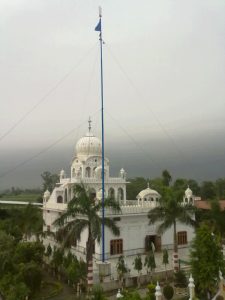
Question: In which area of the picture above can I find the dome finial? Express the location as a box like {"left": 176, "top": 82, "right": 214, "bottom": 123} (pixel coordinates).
{"left": 88, "top": 116, "right": 92, "bottom": 132}
{"left": 147, "top": 182, "right": 150, "bottom": 188}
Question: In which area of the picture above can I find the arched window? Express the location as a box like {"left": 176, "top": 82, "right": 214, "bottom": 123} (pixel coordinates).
{"left": 85, "top": 167, "right": 91, "bottom": 178}
{"left": 57, "top": 195, "right": 63, "bottom": 203}
{"left": 117, "top": 188, "right": 124, "bottom": 201}
{"left": 108, "top": 188, "right": 115, "bottom": 200}
{"left": 72, "top": 168, "right": 75, "bottom": 177}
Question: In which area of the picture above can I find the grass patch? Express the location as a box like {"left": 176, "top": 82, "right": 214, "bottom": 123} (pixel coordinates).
{"left": 2, "top": 193, "right": 41, "bottom": 202}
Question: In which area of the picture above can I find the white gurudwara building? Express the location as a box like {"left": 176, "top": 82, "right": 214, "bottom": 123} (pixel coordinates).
{"left": 43, "top": 123, "right": 195, "bottom": 263}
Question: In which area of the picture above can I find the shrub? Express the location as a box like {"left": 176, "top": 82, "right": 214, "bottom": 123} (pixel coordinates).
{"left": 147, "top": 283, "right": 156, "bottom": 294}
{"left": 163, "top": 285, "right": 174, "bottom": 300}
{"left": 145, "top": 283, "right": 156, "bottom": 300}
{"left": 91, "top": 285, "right": 107, "bottom": 300}
{"left": 216, "top": 296, "right": 224, "bottom": 300}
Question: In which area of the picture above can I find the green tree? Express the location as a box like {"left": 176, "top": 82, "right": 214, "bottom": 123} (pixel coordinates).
{"left": 162, "top": 249, "right": 169, "bottom": 281}
{"left": 41, "top": 171, "right": 59, "bottom": 193}
{"left": 144, "top": 250, "right": 156, "bottom": 282}
{"left": 148, "top": 187, "right": 196, "bottom": 272}
{"left": 162, "top": 170, "right": 172, "bottom": 187}
{"left": 190, "top": 223, "right": 225, "bottom": 299}
{"left": 195, "top": 199, "right": 225, "bottom": 238}
{"left": 173, "top": 178, "right": 187, "bottom": 191}
{"left": 116, "top": 255, "right": 128, "bottom": 288}
{"left": 51, "top": 247, "right": 64, "bottom": 277}
{"left": 127, "top": 177, "right": 149, "bottom": 200}
{"left": 187, "top": 179, "right": 200, "bottom": 195}
{"left": 13, "top": 242, "right": 44, "bottom": 265}
{"left": 17, "top": 203, "right": 43, "bottom": 241}
{"left": 215, "top": 178, "right": 225, "bottom": 199}
{"left": 200, "top": 181, "right": 216, "bottom": 200}
{"left": 0, "top": 231, "right": 15, "bottom": 276}
{"left": 53, "top": 183, "right": 121, "bottom": 289}
{"left": 20, "top": 261, "right": 42, "bottom": 294}
{"left": 133, "top": 254, "right": 143, "bottom": 287}
{"left": 63, "top": 253, "right": 86, "bottom": 288}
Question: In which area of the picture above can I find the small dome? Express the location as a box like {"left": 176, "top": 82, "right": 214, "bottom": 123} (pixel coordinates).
{"left": 120, "top": 168, "right": 125, "bottom": 173}
{"left": 137, "top": 187, "right": 160, "bottom": 199}
{"left": 185, "top": 187, "right": 193, "bottom": 197}
{"left": 43, "top": 190, "right": 50, "bottom": 199}
{"left": 76, "top": 131, "right": 101, "bottom": 159}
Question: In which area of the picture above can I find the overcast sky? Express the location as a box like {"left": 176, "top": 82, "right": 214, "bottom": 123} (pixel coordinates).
{"left": 0, "top": 0, "right": 225, "bottom": 190}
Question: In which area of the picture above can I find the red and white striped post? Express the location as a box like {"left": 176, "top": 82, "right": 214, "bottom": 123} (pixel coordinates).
{"left": 87, "top": 260, "right": 93, "bottom": 289}
{"left": 173, "top": 252, "right": 179, "bottom": 272}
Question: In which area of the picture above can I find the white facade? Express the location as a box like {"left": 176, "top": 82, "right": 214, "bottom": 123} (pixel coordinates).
{"left": 43, "top": 126, "right": 195, "bottom": 261}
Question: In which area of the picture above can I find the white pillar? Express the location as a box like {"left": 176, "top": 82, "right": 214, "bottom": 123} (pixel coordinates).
{"left": 155, "top": 281, "right": 162, "bottom": 300}
{"left": 188, "top": 274, "right": 195, "bottom": 300}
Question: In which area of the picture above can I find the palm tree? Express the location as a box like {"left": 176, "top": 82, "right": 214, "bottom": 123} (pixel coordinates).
{"left": 53, "top": 183, "right": 121, "bottom": 289}
{"left": 148, "top": 188, "right": 196, "bottom": 272}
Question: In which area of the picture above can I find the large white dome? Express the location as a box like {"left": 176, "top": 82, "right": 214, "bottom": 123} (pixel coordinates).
{"left": 76, "top": 132, "right": 102, "bottom": 158}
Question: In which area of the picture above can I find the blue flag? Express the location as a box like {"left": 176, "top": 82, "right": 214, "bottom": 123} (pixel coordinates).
{"left": 95, "top": 19, "right": 101, "bottom": 32}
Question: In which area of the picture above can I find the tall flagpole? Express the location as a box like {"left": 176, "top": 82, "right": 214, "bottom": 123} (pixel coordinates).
{"left": 96, "top": 6, "right": 105, "bottom": 263}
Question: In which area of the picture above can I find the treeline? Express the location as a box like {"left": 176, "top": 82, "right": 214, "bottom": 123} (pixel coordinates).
{"left": 0, "top": 187, "right": 42, "bottom": 196}
{"left": 0, "top": 205, "right": 44, "bottom": 299}
{"left": 126, "top": 171, "right": 225, "bottom": 200}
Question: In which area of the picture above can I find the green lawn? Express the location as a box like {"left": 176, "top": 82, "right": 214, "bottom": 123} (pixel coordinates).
{"left": 1, "top": 193, "right": 42, "bottom": 203}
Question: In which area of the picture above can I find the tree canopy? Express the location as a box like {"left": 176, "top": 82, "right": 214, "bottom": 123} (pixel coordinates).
{"left": 190, "top": 223, "right": 225, "bottom": 298}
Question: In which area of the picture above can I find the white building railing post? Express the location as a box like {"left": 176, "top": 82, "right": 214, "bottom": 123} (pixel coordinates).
{"left": 155, "top": 281, "right": 162, "bottom": 300}
{"left": 116, "top": 289, "right": 123, "bottom": 298}
{"left": 188, "top": 274, "right": 195, "bottom": 300}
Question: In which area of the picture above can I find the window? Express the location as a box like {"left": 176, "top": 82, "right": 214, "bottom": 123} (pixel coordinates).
{"left": 108, "top": 188, "right": 115, "bottom": 200}
{"left": 117, "top": 188, "right": 124, "bottom": 201}
{"left": 110, "top": 239, "right": 123, "bottom": 255}
{"left": 86, "top": 167, "right": 91, "bottom": 177}
{"left": 177, "top": 231, "right": 187, "bottom": 245}
{"left": 57, "top": 195, "right": 63, "bottom": 203}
